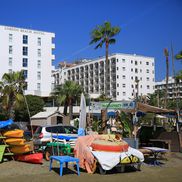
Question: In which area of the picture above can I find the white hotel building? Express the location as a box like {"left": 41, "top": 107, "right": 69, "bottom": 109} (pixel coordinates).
{"left": 54, "top": 53, "right": 155, "bottom": 101}
{"left": 0, "top": 25, "right": 55, "bottom": 97}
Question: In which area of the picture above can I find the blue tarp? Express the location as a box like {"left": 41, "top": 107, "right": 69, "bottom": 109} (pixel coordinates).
{"left": 52, "top": 135, "right": 77, "bottom": 141}
{"left": 0, "top": 119, "right": 13, "bottom": 129}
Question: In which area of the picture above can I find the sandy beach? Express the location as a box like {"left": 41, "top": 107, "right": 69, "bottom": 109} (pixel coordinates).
{"left": 0, "top": 152, "right": 182, "bottom": 182}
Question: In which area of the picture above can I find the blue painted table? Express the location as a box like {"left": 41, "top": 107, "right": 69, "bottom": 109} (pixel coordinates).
{"left": 142, "top": 147, "right": 168, "bottom": 166}
{"left": 49, "top": 156, "right": 80, "bottom": 176}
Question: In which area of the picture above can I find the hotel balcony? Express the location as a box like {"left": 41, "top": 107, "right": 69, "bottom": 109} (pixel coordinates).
{"left": 51, "top": 55, "right": 55, "bottom": 60}
{"left": 52, "top": 43, "right": 55, "bottom": 49}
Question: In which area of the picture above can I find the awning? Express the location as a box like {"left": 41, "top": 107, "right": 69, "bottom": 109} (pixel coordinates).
{"left": 137, "top": 102, "right": 175, "bottom": 114}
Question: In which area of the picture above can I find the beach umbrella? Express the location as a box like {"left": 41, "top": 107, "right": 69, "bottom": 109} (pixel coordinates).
{"left": 79, "top": 93, "right": 87, "bottom": 129}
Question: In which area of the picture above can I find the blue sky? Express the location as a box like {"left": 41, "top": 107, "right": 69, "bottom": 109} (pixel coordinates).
{"left": 0, "top": 0, "right": 181, "bottom": 81}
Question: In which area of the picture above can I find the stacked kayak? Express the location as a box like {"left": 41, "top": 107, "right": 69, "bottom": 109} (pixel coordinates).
{"left": 91, "top": 139, "right": 129, "bottom": 152}
{"left": 15, "top": 153, "right": 43, "bottom": 164}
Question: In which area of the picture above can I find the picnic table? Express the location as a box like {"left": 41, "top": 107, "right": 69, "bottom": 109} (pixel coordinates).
{"left": 142, "top": 147, "right": 168, "bottom": 166}
{"left": 149, "top": 139, "right": 171, "bottom": 151}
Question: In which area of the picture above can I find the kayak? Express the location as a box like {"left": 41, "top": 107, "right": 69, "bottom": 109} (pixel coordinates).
{"left": 10, "top": 144, "right": 31, "bottom": 154}
{"left": 91, "top": 139, "right": 129, "bottom": 152}
{"left": 52, "top": 135, "right": 77, "bottom": 141}
{"left": 5, "top": 138, "right": 25, "bottom": 146}
{"left": 3, "top": 129, "right": 24, "bottom": 138}
{"left": 15, "top": 153, "right": 43, "bottom": 164}
{"left": 0, "top": 119, "right": 13, "bottom": 129}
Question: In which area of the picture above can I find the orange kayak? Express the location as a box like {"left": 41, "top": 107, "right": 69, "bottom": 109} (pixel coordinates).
{"left": 91, "top": 139, "right": 129, "bottom": 152}
{"left": 5, "top": 138, "right": 25, "bottom": 146}
{"left": 10, "top": 144, "right": 31, "bottom": 154}
{"left": 3, "top": 129, "right": 24, "bottom": 138}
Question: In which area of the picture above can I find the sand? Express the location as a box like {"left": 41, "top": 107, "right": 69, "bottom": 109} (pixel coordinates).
{"left": 0, "top": 152, "right": 182, "bottom": 182}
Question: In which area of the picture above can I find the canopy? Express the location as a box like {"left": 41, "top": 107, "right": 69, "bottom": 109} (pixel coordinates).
{"left": 137, "top": 102, "right": 175, "bottom": 114}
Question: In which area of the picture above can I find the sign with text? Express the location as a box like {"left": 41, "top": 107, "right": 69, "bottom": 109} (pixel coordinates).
{"left": 91, "top": 101, "right": 135, "bottom": 111}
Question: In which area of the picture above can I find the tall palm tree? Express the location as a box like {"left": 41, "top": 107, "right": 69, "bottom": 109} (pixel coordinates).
{"left": 175, "top": 50, "right": 182, "bottom": 60}
{"left": 89, "top": 21, "right": 121, "bottom": 96}
{"left": 164, "top": 48, "right": 169, "bottom": 108}
{"left": 0, "top": 71, "right": 26, "bottom": 119}
{"left": 52, "top": 81, "right": 83, "bottom": 120}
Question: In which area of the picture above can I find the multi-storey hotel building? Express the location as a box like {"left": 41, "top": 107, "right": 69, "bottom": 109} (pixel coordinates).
{"left": 54, "top": 53, "right": 155, "bottom": 100}
{"left": 0, "top": 25, "right": 55, "bottom": 97}
{"left": 155, "top": 76, "right": 182, "bottom": 100}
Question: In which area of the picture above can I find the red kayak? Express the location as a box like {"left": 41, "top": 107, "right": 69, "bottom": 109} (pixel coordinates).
{"left": 15, "top": 153, "right": 43, "bottom": 164}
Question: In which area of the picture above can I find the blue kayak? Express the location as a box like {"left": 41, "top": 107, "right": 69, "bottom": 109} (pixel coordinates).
{"left": 52, "top": 135, "right": 77, "bottom": 141}
{"left": 0, "top": 119, "right": 13, "bottom": 129}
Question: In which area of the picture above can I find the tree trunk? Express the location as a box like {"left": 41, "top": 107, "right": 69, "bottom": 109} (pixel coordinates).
{"left": 105, "top": 39, "right": 109, "bottom": 97}
{"left": 164, "top": 49, "right": 169, "bottom": 109}
{"left": 68, "top": 99, "right": 73, "bottom": 121}
{"left": 63, "top": 101, "right": 68, "bottom": 116}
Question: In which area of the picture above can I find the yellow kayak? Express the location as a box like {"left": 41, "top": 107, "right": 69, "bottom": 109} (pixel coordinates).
{"left": 5, "top": 138, "right": 25, "bottom": 146}
{"left": 10, "top": 144, "right": 31, "bottom": 154}
{"left": 3, "top": 129, "right": 24, "bottom": 138}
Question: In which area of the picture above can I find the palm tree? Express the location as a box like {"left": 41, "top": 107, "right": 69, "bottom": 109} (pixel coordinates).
{"left": 0, "top": 71, "right": 26, "bottom": 119}
{"left": 164, "top": 48, "right": 169, "bottom": 108}
{"left": 89, "top": 21, "right": 121, "bottom": 96}
{"left": 52, "top": 81, "right": 83, "bottom": 120}
{"left": 175, "top": 50, "right": 182, "bottom": 60}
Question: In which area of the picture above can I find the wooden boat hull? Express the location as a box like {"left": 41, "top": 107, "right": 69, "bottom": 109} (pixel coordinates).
{"left": 3, "top": 129, "right": 24, "bottom": 138}
{"left": 91, "top": 139, "right": 129, "bottom": 152}
{"left": 15, "top": 153, "right": 43, "bottom": 164}
{"left": 5, "top": 138, "right": 25, "bottom": 146}
{"left": 10, "top": 144, "right": 31, "bottom": 154}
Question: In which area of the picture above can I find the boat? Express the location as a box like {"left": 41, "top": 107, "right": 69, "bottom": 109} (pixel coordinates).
{"left": 15, "top": 153, "right": 43, "bottom": 164}
{"left": 10, "top": 144, "right": 31, "bottom": 154}
{"left": 91, "top": 139, "right": 129, "bottom": 152}
{"left": 5, "top": 138, "right": 25, "bottom": 146}
{"left": 3, "top": 129, "right": 24, "bottom": 138}
{"left": 0, "top": 119, "right": 13, "bottom": 129}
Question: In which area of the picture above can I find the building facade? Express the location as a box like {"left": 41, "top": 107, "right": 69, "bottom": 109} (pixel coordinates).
{"left": 155, "top": 76, "right": 182, "bottom": 100}
{"left": 53, "top": 53, "right": 155, "bottom": 100}
{"left": 0, "top": 25, "right": 55, "bottom": 97}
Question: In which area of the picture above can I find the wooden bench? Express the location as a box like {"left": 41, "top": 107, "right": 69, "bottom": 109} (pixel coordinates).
{"left": 49, "top": 156, "right": 80, "bottom": 176}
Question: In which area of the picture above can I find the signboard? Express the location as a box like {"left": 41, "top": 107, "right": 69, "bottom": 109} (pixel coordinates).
{"left": 91, "top": 101, "right": 135, "bottom": 111}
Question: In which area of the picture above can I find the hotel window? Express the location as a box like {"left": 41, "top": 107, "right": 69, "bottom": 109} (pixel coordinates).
{"left": 131, "top": 60, "right": 133, "bottom": 64}
{"left": 140, "top": 77, "right": 142, "bottom": 81}
{"left": 122, "top": 75, "right": 126, "bottom": 79}
{"left": 23, "top": 70, "right": 28, "bottom": 79}
{"left": 122, "top": 67, "right": 126, "bottom": 71}
{"left": 37, "top": 71, "right": 41, "bottom": 80}
{"left": 131, "top": 68, "right": 133, "bottom": 72}
{"left": 131, "top": 84, "right": 134, "bottom": 88}
{"left": 23, "top": 35, "right": 28, "bottom": 44}
{"left": 135, "top": 61, "right": 138, "bottom": 65}
{"left": 147, "top": 77, "right": 149, "bottom": 81}
{"left": 147, "top": 85, "right": 150, "bottom": 89}
{"left": 122, "top": 84, "right": 126, "bottom": 88}
{"left": 117, "top": 59, "right": 119, "bottom": 62}
{"left": 140, "top": 61, "right": 142, "bottom": 64}
{"left": 117, "top": 67, "right": 119, "bottom": 70}
{"left": 131, "top": 76, "right": 133, "bottom": 80}
{"left": 146, "top": 62, "right": 149, "bottom": 65}
{"left": 24, "top": 82, "right": 28, "bottom": 90}
{"left": 9, "top": 57, "right": 12, "bottom": 66}
{"left": 38, "top": 49, "right": 41, "bottom": 57}
{"left": 9, "top": 46, "right": 13, "bottom": 54}
{"left": 8, "top": 69, "right": 12, "bottom": 73}
{"left": 37, "top": 83, "right": 41, "bottom": 91}
{"left": 140, "top": 69, "right": 142, "bottom": 73}
{"left": 9, "top": 34, "right": 13, "bottom": 42}
{"left": 22, "top": 58, "right": 28, "bottom": 67}
{"left": 117, "top": 75, "right": 119, "bottom": 79}
{"left": 23, "top": 47, "right": 28, "bottom": 56}
{"left": 38, "top": 37, "right": 41, "bottom": 46}
{"left": 135, "top": 68, "right": 138, "bottom": 73}
{"left": 146, "top": 69, "right": 149, "bottom": 73}
{"left": 37, "top": 60, "right": 41, "bottom": 69}
{"left": 117, "top": 83, "right": 119, "bottom": 87}
{"left": 123, "top": 92, "right": 126, "bottom": 96}
{"left": 152, "top": 70, "right": 154, "bottom": 74}
{"left": 117, "top": 92, "right": 119, "bottom": 95}
{"left": 140, "top": 85, "right": 142, "bottom": 88}
{"left": 122, "top": 59, "right": 125, "bottom": 63}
